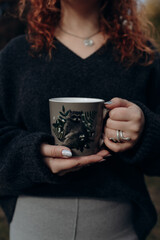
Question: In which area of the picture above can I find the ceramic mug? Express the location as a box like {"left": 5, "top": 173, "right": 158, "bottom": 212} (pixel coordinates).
{"left": 49, "top": 97, "right": 109, "bottom": 156}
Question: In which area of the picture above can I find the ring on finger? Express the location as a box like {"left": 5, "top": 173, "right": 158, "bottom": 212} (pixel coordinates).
{"left": 119, "top": 130, "right": 131, "bottom": 141}
{"left": 109, "top": 137, "right": 118, "bottom": 143}
{"left": 109, "top": 130, "right": 131, "bottom": 143}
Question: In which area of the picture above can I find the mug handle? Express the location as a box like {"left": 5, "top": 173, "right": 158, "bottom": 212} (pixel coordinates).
{"left": 99, "top": 105, "right": 110, "bottom": 148}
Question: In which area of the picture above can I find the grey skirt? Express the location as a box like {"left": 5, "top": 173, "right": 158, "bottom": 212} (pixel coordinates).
{"left": 10, "top": 196, "right": 139, "bottom": 240}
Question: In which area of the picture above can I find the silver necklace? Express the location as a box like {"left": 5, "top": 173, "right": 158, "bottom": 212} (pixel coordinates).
{"left": 58, "top": 26, "right": 100, "bottom": 47}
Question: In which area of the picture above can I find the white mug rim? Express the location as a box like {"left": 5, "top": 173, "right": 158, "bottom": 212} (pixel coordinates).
{"left": 49, "top": 97, "right": 104, "bottom": 103}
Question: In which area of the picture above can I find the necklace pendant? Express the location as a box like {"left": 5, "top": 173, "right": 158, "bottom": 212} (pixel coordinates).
{"left": 84, "top": 39, "right": 94, "bottom": 47}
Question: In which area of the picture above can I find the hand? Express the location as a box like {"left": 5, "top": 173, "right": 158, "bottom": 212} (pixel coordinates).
{"left": 103, "top": 97, "right": 145, "bottom": 153}
{"left": 40, "top": 144, "right": 111, "bottom": 176}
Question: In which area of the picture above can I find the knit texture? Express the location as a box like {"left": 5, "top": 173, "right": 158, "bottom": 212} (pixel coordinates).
{"left": 0, "top": 34, "right": 160, "bottom": 239}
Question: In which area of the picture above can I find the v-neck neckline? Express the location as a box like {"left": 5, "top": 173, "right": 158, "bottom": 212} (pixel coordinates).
{"left": 53, "top": 36, "right": 112, "bottom": 62}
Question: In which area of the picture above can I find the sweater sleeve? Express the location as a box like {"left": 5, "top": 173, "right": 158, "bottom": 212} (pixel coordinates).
{"left": 0, "top": 41, "right": 69, "bottom": 198}
{"left": 0, "top": 121, "right": 61, "bottom": 197}
{"left": 116, "top": 52, "right": 160, "bottom": 176}
{"left": 0, "top": 109, "right": 69, "bottom": 197}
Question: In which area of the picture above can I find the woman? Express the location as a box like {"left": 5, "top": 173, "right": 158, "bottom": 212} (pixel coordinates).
{"left": 0, "top": 0, "right": 160, "bottom": 239}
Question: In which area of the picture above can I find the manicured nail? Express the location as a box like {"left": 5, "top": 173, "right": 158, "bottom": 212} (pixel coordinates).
{"left": 104, "top": 101, "right": 112, "bottom": 104}
{"left": 62, "top": 149, "right": 72, "bottom": 157}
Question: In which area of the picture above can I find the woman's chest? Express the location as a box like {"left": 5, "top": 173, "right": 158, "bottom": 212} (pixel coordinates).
{"left": 19, "top": 58, "right": 149, "bottom": 100}
{"left": 15, "top": 59, "right": 150, "bottom": 131}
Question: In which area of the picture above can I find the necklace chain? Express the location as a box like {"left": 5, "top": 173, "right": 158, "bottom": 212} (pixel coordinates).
{"left": 58, "top": 25, "right": 101, "bottom": 40}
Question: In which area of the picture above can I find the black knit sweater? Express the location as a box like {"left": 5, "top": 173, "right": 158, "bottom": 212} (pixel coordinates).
{"left": 0, "top": 34, "right": 160, "bottom": 239}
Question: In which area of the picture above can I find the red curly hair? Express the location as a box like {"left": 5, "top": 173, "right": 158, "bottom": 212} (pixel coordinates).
{"left": 17, "top": 0, "right": 159, "bottom": 67}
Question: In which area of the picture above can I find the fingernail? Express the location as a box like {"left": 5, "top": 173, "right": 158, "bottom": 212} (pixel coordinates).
{"left": 99, "top": 155, "right": 112, "bottom": 162}
{"left": 62, "top": 150, "right": 72, "bottom": 157}
{"left": 99, "top": 159, "right": 107, "bottom": 162}
{"left": 104, "top": 101, "right": 112, "bottom": 104}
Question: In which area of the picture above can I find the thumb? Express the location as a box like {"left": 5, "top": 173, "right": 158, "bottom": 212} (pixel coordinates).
{"left": 104, "top": 97, "right": 132, "bottom": 109}
{"left": 40, "top": 144, "right": 72, "bottom": 158}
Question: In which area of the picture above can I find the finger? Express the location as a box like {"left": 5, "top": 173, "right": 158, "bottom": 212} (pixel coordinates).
{"left": 103, "top": 136, "right": 132, "bottom": 153}
{"left": 68, "top": 154, "right": 104, "bottom": 168}
{"left": 106, "top": 118, "right": 130, "bottom": 131}
{"left": 109, "top": 107, "right": 133, "bottom": 121}
{"left": 57, "top": 152, "right": 112, "bottom": 176}
{"left": 104, "top": 97, "right": 132, "bottom": 109}
{"left": 45, "top": 153, "right": 103, "bottom": 174}
{"left": 96, "top": 149, "right": 112, "bottom": 157}
{"left": 40, "top": 144, "right": 72, "bottom": 158}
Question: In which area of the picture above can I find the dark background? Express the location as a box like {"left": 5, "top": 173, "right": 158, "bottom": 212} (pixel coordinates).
{"left": 0, "top": 1, "right": 160, "bottom": 240}
{"left": 0, "top": 0, "right": 25, "bottom": 50}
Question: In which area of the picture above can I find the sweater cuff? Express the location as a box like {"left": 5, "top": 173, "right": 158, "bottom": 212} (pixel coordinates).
{"left": 21, "top": 132, "right": 69, "bottom": 184}
{"left": 116, "top": 101, "right": 160, "bottom": 165}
